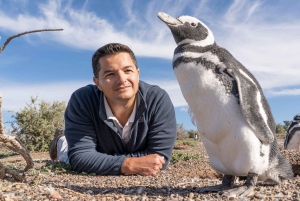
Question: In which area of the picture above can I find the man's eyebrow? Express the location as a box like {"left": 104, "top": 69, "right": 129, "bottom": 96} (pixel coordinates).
{"left": 123, "top": 65, "right": 135, "bottom": 69}
{"left": 103, "top": 69, "right": 114, "bottom": 74}
{"left": 102, "top": 65, "right": 135, "bottom": 74}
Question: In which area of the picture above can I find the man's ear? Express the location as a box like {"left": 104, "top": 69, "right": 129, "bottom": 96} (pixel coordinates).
{"left": 93, "top": 77, "right": 103, "bottom": 91}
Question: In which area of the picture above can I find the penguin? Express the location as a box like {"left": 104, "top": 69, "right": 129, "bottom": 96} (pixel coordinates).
{"left": 284, "top": 114, "right": 300, "bottom": 150}
{"left": 157, "top": 12, "right": 293, "bottom": 197}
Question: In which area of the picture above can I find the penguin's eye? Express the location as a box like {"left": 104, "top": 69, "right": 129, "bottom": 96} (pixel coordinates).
{"left": 191, "top": 23, "right": 196, "bottom": 27}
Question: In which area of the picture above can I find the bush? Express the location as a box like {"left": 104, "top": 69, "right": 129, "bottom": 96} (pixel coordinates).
{"left": 10, "top": 96, "right": 66, "bottom": 152}
{"left": 175, "top": 138, "right": 197, "bottom": 148}
{"left": 276, "top": 124, "right": 286, "bottom": 139}
{"left": 176, "top": 123, "right": 188, "bottom": 140}
{"left": 171, "top": 151, "right": 202, "bottom": 163}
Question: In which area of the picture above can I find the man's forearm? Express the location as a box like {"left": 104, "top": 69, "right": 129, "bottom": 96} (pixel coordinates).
{"left": 68, "top": 150, "right": 127, "bottom": 175}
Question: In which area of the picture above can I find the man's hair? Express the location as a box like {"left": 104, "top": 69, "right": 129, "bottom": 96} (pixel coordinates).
{"left": 92, "top": 43, "right": 138, "bottom": 78}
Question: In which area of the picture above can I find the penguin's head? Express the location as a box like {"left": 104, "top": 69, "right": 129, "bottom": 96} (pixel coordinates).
{"left": 293, "top": 114, "right": 300, "bottom": 122}
{"left": 157, "top": 12, "right": 214, "bottom": 46}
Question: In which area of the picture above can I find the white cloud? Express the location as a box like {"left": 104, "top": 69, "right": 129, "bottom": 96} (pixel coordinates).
{"left": 0, "top": 0, "right": 300, "bottom": 97}
{"left": 145, "top": 80, "right": 187, "bottom": 107}
{"left": 212, "top": 0, "right": 300, "bottom": 93}
{"left": 180, "top": 107, "right": 189, "bottom": 112}
{"left": 0, "top": 0, "right": 176, "bottom": 59}
{"left": 267, "top": 88, "right": 300, "bottom": 97}
{"left": 0, "top": 81, "right": 91, "bottom": 111}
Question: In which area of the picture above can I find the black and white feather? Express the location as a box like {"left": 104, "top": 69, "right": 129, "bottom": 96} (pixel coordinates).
{"left": 158, "top": 12, "right": 293, "bottom": 193}
{"left": 284, "top": 114, "right": 300, "bottom": 150}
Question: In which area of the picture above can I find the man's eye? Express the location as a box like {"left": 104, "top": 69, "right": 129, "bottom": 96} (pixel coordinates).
{"left": 105, "top": 73, "right": 114, "bottom": 77}
{"left": 191, "top": 23, "right": 196, "bottom": 27}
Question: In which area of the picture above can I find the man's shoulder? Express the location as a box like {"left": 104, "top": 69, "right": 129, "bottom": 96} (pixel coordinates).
{"left": 139, "top": 80, "right": 166, "bottom": 95}
{"left": 73, "top": 84, "right": 98, "bottom": 94}
{"left": 139, "top": 80, "right": 170, "bottom": 103}
{"left": 70, "top": 84, "right": 100, "bottom": 102}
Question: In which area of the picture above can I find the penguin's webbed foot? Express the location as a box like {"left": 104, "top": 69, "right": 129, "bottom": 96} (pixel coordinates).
{"left": 198, "top": 174, "right": 235, "bottom": 193}
{"left": 221, "top": 172, "right": 258, "bottom": 198}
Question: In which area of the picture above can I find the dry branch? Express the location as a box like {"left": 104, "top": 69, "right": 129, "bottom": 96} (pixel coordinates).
{"left": 0, "top": 28, "right": 63, "bottom": 181}
{"left": 0, "top": 93, "right": 31, "bottom": 181}
{"left": 0, "top": 28, "right": 63, "bottom": 53}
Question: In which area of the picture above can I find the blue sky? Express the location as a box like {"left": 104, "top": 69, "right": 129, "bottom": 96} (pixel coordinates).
{"left": 0, "top": 0, "right": 300, "bottom": 132}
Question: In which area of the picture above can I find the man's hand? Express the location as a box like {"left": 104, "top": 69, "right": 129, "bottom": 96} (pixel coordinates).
{"left": 121, "top": 154, "right": 165, "bottom": 176}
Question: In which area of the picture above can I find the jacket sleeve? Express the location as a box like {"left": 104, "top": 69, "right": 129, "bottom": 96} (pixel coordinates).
{"left": 65, "top": 90, "right": 126, "bottom": 175}
{"left": 140, "top": 88, "right": 177, "bottom": 169}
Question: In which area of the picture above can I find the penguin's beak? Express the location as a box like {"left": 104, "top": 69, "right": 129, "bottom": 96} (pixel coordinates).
{"left": 157, "top": 12, "right": 182, "bottom": 26}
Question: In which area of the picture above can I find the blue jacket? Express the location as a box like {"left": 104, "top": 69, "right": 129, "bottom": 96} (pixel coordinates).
{"left": 65, "top": 81, "right": 177, "bottom": 175}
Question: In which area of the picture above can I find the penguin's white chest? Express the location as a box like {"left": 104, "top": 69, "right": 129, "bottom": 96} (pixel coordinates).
{"left": 174, "top": 61, "right": 270, "bottom": 176}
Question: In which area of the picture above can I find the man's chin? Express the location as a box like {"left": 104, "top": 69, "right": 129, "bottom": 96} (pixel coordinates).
{"left": 115, "top": 93, "right": 136, "bottom": 101}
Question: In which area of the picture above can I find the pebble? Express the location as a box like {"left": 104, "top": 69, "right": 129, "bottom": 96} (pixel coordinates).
{"left": 0, "top": 139, "right": 299, "bottom": 200}
{"left": 136, "top": 187, "right": 145, "bottom": 195}
{"left": 50, "top": 193, "right": 62, "bottom": 200}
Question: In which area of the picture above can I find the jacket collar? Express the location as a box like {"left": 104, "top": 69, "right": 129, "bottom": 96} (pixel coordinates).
{"left": 98, "top": 88, "right": 147, "bottom": 125}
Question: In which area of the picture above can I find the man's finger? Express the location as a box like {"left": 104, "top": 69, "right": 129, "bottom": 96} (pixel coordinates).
{"left": 159, "top": 156, "right": 165, "bottom": 164}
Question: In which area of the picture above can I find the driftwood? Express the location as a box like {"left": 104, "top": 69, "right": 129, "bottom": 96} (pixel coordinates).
{"left": 0, "top": 28, "right": 63, "bottom": 181}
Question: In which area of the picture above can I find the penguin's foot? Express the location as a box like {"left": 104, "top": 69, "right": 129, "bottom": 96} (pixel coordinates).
{"left": 221, "top": 172, "right": 258, "bottom": 198}
{"left": 198, "top": 175, "right": 235, "bottom": 193}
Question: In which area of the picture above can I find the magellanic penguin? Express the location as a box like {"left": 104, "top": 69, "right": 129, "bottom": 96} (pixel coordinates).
{"left": 157, "top": 12, "right": 293, "bottom": 197}
{"left": 284, "top": 114, "right": 300, "bottom": 150}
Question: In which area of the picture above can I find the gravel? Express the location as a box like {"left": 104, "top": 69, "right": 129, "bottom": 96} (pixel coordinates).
{"left": 0, "top": 139, "right": 299, "bottom": 201}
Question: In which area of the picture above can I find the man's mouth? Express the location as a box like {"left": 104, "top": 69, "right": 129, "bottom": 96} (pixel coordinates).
{"left": 115, "top": 86, "right": 131, "bottom": 91}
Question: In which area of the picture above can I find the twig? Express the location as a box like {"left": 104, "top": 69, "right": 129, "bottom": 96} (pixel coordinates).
{"left": 0, "top": 93, "right": 4, "bottom": 135}
{"left": 0, "top": 28, "right": 63, "bottom": 53}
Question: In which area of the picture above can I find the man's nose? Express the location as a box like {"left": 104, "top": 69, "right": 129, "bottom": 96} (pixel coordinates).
{"left": 117, "top": 72, "right": 127, "bottom": 83}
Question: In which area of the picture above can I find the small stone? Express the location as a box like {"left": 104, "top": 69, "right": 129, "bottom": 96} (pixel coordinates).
{"left": 131, "top": 196, "right": 138, "bottom": 201}
{"left": 189, "top": 192, "right": 194, "bottom": 198}
{"left": 66, "top": 181, "right": 71, "bottom": 189}
{"left": 141, "top": 196, "right": 148, "bottom": 201}
{"left": 160, "top": 189, "right": 167, "bottom": 194}
{"left": 102, "top": 189, "right": 110, "bottom": 194}
{"left": 136, "top": 187, "right": 144, "bottom": 195}
{"left": 86, "top": 190, "right": 93, "bottom": 194}
{"left": 50, "top": 194, "right": 62, "bottom": 200}
{"left": 274, "top": 192, "right": 284, "bottom": 198}
{"left": 254, "top": 193, "right": 266, "bottom": 199}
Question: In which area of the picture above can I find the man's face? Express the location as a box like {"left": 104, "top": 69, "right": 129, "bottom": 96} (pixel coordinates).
{"left": 93, "top": 52, "right": 140, "bottom": 104}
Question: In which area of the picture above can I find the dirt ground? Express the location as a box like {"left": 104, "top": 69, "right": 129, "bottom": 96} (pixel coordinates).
{"left": 0, "top": 138, "right": 300, "bottom": 200}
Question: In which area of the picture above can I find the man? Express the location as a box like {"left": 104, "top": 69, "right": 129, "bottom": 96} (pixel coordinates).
{"left": 284, "top": 114, "right": 300, "bottom": 150}
{"left": 49, "top": 43, "right": 177, "bottom": 176}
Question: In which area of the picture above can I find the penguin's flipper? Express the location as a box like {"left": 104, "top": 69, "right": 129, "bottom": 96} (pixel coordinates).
{"left": 284, "top": 127, "right": 300, "bottom": 149}
{"left": 284, "top": 132, "right": 291, "bottom": 149}
{"left": 227, "top": 68, "right": 274, "bottom": 144}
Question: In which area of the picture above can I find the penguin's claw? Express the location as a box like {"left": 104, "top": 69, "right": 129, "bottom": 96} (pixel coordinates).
{"left": 221, "top": 185, "right": 255, "bottom": 197}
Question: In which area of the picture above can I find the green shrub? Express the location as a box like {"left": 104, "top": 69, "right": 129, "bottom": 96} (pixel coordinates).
{"left": 171, "top": 151, "right": 202, "bottom": 163}
{"left": 176, "top": 123, "right": 188, "bottom": 140}
{"left": 175, "top": 138, "right": 198, "bottom": 147}
{"left": 9, "top": 96, "right": 66, "bottom": 152}
{"left": 42, "top": 161, "right": 72, "bottom": 174}
{"left": 276, "top": 124, "right": 286, "bottom": 139}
